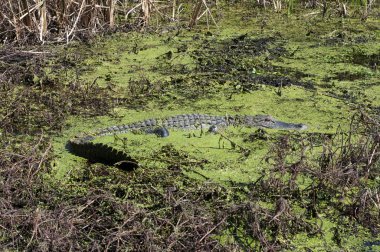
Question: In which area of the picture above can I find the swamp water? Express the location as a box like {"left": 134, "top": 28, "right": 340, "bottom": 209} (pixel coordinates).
{"left": 53, "top": 9, "right": 380, "bottom": 251}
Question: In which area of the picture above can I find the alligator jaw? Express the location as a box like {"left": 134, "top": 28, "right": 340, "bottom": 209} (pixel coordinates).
{"left": 244, "top": 115, "right": 307, "bottom": 130}
{"left": 272, "top": 120, "right": 307, "bottom": 130}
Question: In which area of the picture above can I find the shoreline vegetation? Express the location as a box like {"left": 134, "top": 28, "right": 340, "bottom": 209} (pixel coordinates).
{"left": 1, "top": 0, "right": 379, "bottom": 251}
{"left": 0, "top": 0, "right": 378, "bottom": 44}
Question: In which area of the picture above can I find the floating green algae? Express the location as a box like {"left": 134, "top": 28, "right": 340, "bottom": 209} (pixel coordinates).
{"left": 51, "top": 7, "right": 380, "bottom": 250}
{"left": 53, "top": 84, "right": 352, "bottom": 180}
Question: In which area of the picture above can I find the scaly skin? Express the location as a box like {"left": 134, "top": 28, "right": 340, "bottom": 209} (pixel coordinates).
{"left": 67, "top": 114, "right": 307, "bottom": 169}
{"left": 95, "top": 114, "right": 307, "bottom": 136}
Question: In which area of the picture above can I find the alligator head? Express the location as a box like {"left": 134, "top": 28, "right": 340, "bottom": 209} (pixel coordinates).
{"left": 244, "top": 115, "right": 307, "bottom": 130}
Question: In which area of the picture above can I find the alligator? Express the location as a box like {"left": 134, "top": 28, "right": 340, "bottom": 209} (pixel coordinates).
{"left": 67, "top": 114, "right": 307, "bottom": 170}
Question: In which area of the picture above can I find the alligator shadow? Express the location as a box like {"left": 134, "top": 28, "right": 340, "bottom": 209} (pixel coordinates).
{"left": 66, "top": 141, "right": 138, "bottom": 171}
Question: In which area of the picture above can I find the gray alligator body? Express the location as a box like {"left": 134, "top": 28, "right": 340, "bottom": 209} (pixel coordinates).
{"left": 67, "top": 114, "right": 307, "bottom": 169}
{"left": 96, "top": 114, "right": 307, "bottom": 136}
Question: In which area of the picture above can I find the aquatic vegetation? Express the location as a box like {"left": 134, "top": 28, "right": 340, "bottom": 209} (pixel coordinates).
{"left": 0, "top": 1, "right": 379, "bottom": 251}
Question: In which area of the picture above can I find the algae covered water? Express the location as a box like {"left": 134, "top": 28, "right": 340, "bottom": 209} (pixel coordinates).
{"left": 50, "top": 9, "right": 380, "bottom": 249}
{"left": 1, "top": 2, "right": 379, "bottom": 251}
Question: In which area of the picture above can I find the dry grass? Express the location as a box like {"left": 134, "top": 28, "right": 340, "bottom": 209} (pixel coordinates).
{"left": 0, "top": 0, "right": 378, "bottom": 44}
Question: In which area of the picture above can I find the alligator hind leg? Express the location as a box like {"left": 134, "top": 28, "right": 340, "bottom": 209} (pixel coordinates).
{"left": 208, "top": 125, "right": 219, "bottom": 133}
